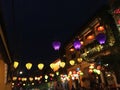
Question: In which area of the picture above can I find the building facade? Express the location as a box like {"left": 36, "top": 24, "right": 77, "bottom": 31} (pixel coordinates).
{"left": 0, "top": 13, "right": 13, "bottom": 90}
{"left": 64, "top": 4, "right": 120, "bottom": 90}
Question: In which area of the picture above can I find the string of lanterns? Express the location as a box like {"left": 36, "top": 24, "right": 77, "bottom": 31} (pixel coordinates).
{"left": 12, "top": 26, "right": 107, "bottom": 88}
{"left": 13, "top": 61, "right": 44, "bottom": 70}
{"left": 13, "top": 29, "right": 107, "bottom": 76}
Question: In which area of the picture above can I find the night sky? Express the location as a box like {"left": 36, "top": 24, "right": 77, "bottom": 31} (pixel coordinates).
{"left": 1, "top": 0, "right": 109, "bottom": 65}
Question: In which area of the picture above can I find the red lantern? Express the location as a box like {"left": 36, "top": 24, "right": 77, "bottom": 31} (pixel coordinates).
{"left": 117, "top": 19, "right": 120, "bottom": 24}
{"left": 97, "top": 26, "right": 105, "bottom": 31}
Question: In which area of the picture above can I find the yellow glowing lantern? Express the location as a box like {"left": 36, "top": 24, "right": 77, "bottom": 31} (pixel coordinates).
{"left": 93, "top": 69, "right": 101, "bottom": 75}
{"left": 12, "top": 77, "right": 17, "bottom": 81}
{"left": 38, "top": 63, "right": 44, "bottom": 70}
{"left": 77, "top": 58, "right": 83, "bottom": 63}
{"left": 56, "top": 71, "right": 59, "bottom": 76}
{"left": 22, "top": 78, "right": 27, "bottom": 81}
{"left": 60, "top": 62, "right": 65, "bottom": 68}
{"left": 29, "top": 77, "right": 33, "bottom": 81}
{"left": 13, "top": 61, "right": 19, "bottom": 69}
{"left": 12, "top": 83, "right": 14, "bottom": 86}
{"left": 69, "top": 60, "right": 75, "bottom": 65}
{"left": 35, "top": 77, "right": 38, "bottom": 80}
{"left": 23, "top": 83, "right": 26, "bottom": 86}
{"left": 89, "top": 63, "right": 94, "bottom": 69}
{"left": 32, "top": 83, "right": 34, "bottom": 85}
{"left": 80, "top": 72, "right": 84, "bottom": 76}
{"left": 45, "top": 75, "right": 48, "bottom": 79}
{"left": 50, "top": 63, "right": 55, "bottom": 69}
{"left": 25, "top": 63, "right": 32, "bottom": 70}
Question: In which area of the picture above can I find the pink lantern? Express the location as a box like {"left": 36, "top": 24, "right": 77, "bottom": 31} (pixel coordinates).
{"left": 52, "top": 41, "right": 61, "bottom": 51}
{"left": 96, "top": 33, "right": 106, "bottom": 44}
{"left": 73, "top": 39, "right": 81, "bottom": 50}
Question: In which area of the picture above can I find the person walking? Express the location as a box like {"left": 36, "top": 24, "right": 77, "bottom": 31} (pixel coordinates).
{"left": 71, "top": 85, "right": 75, "bottom": 90}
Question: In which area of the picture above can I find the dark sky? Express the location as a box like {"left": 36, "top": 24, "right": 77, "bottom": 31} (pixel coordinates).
{"left": 1, "top": 0, "right": 109, "bottom": 65}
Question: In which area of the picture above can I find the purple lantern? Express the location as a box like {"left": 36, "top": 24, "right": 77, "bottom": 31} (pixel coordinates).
{"left": 96, "top": 33, "right": 106, "bottom": 44}
{"left": 73, "top": 39, "right": 81, "bottom": 50}
{"left": 52, "top": 41, "right": 61, "bottom": 51}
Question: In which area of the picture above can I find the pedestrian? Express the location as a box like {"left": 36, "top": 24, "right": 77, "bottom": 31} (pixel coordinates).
{"left": 71, "top": 85, "right": 75, "bottom": 90}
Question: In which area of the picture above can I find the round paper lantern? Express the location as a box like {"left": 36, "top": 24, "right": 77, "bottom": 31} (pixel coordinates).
{"left": 96, "top": 33, "right": 106, "bottom": 44}
{"left": 56, "top": 71, "right": 59, "bottom": 76}
{"left": 29, "top": 77, "right": 33, "bottom": 81}
{"left": 38, "top": 63, "right": 44, "bottom": 70}
{"left": 13, "top": 61, "right": 19, "bottom": 69}
{"left": 25, "top": 63, "right": 32, "bottom": 70}
{"left": 73, "top": 39, "right": 81, "bottom": 50}
{"left": 45, "top": 75, "right": 48, "bottom": 79}
{"left": 77, "top": 58, "right": 83, "bottom": 63}
{"left": 52, "top": 41, "right": 61, "bottom": 51}
{"left": 12, "top": 77, "right": 17, "bottom": 81}
{"left": 69, "top": 60, "right": 75, "bottom": 66}
{"left": 60, "top": 62, "right": 65, "bottom": 68}
{"left": 50, "top": 63, "right": 55, "bottom": 70}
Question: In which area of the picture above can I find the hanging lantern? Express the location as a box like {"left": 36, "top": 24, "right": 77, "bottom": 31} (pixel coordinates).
{"left": 22, "top": 78, "right": 27, "bottom": 81}
{"left": 60, "top": 62, "right": 65, "bottom": 68}
{"left": 69, "top": 60, "right": 75, "bottom": 65}
{"left": 38, "top": 63, "right": 44, "bottom": 70}
{"left": 52, "top": 41, "right": 61, "bottom": 51}
{"left": 25, "top": 63, "right": 32, "bottom": 70}
{"left": 89, "top": 64, "right": 94, "bottom": 69}
{"left": 29, "top": 77, "right": 33, "bottom": 81}
{"left": 56, "top": 71, "right": 59, "bottom": 76}
{"left": 97, "top": 26, "right": 105, "bottom": 31}
{"left": 12, "top": 77, "right": 17, "bottom": 81}
{"left": 50, "top": 63, "right": 55, "bottom": 70}
{"left": 13, "top": 61, "right": 19, "bottom": 69}
{"left": 73, "top": 39, "right": 81, "bottom": 50}
{"left": 96, "top": 33, "right": 106, "bottom": 44}
{"left": 44, "top": 75, "right": 48, "bottom": 79}
{"left": 77, "top": 58, "right": 83, "bottom": 63}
